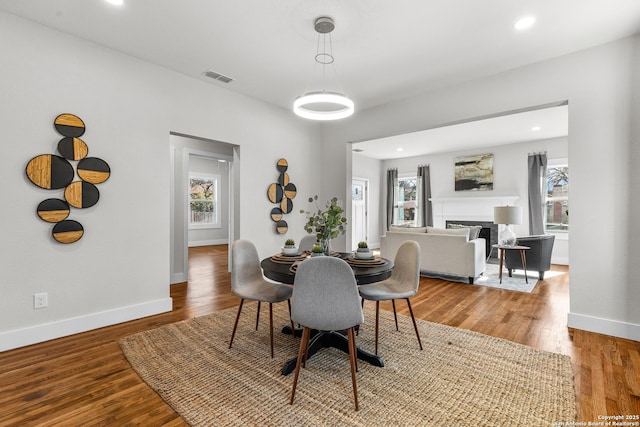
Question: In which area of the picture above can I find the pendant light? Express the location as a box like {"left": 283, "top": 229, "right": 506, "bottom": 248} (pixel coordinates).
{"left": 293, "top": 17, "right": 355, "bottom": 121}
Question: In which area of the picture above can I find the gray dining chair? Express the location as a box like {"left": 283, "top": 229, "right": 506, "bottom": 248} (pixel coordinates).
{"left": 298, "top": 235, "right": 317, "bottom": 253}
{"left": 289, "top": 256, "right": 364, "bottom": 411}
{"left": 229, "top": 239, "right": 295, "bottom": 358}
{"left": 358, "top": 240, "right": 423, "bottom": 355}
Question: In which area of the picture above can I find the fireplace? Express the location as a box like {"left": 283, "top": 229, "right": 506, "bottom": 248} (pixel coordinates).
{"left": 445, "top": 220, "right": 498, "bottom": 259}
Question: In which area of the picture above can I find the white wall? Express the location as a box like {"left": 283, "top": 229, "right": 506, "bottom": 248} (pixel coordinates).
{"left": 0, "top": 12, "right": 320, "bottom": 351}
{"left": 376, "top": 137, "right": 569, "bottom": 264}
{"left": 324, "top": 35, "right": 640, "bottom": 341}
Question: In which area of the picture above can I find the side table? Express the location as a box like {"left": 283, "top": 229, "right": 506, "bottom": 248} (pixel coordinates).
{"left": 493, "top": 244, "right": 530, "bottom": 284}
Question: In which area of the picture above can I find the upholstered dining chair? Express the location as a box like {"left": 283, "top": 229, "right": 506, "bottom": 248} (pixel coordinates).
{"left": 298, "top": 235, "right": 317, "bottom": 253}
{"left": 358, "top": 240, "right": 422, "bottom": 355}
{"left": 229, "top": 240, "right": 295, "bottom": 358}
{"left": 289, "top": 256, "right": 364, "bottom": 411}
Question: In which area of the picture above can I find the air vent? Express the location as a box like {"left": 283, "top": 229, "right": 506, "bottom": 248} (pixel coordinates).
{"left": 202, "top": 70, "right": 234, "bottom": 84}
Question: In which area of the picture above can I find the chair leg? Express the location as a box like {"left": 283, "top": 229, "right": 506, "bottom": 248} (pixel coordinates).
{"left": 269, "top": 303, "right": 274, "bottom": 358}
{"left": 287, "top": 299, "right": 295, "bottom": 337}
{"left": 290, "top": 327, "right": 311, "bottom": 405}
{"left": 406, "top": 298, "right": 423, "bottom": 350}
{"left": 347, "top": 327, "right": 360, "bottom": 411}
{"left": 391, "top": 299, "right": 399, "bottom": 331}
{"left": 255, "top": 301, "right": 261, "bottom": 330}
{"left": 375, "top": 301, "right": 380, "bottom": 355}
{"left": 229, "top": 299, "right": 245, "bottom": 349}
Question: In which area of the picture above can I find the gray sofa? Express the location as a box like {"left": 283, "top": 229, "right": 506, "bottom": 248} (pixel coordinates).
{"left": 505, "top": 234, "right": 556, "bottom": 280}
{"left": 380, "top": 226, "right": 486, "bottom": 284}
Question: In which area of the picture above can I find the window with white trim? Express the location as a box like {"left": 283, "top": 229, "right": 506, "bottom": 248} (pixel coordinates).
{"left": 189, "top": 174, "right": 220, "bottom": 229}
{"left": 393, "top": 176, "right": 418, "bottom": 226}
{"left": 545, "top": 159, "right": 569, "bottom": 232}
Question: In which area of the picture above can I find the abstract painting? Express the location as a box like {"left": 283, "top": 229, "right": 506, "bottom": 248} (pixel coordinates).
{"left": 455, "top": 153, "right": 494, "bottom": 191}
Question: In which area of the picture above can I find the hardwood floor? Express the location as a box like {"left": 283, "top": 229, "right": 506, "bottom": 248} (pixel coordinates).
{"left": 1, "top": 244, "right": 638, "bottom": 425}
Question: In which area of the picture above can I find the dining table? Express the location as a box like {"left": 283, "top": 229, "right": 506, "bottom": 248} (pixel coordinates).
{"left": 260, "top": 251, "right": 394, "bottom": 376}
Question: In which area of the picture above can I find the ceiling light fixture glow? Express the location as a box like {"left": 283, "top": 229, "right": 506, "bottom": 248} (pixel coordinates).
{"left": 105, "top": 0, "right": 124, "bottom": 5}
{"left": 531, "top": 126, "right": 541, "bottom": 131}
{"left": 514, "top": 16, "right": 536, "bottom": 30}
{"left": 293, "top": 17, "right": 354, "bottom": 121}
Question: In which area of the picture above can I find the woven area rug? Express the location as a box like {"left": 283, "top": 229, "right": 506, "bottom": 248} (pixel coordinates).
{"left": 119, "top": 304, "right": 577, "bottom": 427}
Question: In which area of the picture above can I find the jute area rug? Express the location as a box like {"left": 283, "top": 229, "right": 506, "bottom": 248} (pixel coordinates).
{"left": 119, "top": 303, "right": 576, "bottom": 427}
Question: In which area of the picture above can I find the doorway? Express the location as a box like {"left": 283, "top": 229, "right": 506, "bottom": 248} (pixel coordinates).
{"left": 170, "top": 133, "right": 237, "bottom": 284}
{"left": 351, "top": 177, "right": 368, "bottom": 250}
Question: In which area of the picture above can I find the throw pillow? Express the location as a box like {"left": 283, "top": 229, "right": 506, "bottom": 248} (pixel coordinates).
{"left": 447, "top": 224, "right": 482, "bottom": 240}
{"left": 389, "top": 226, "right": 427, "bottom": 233}
{"left": 426, "top": 226, "right": 470, "bottom": 239}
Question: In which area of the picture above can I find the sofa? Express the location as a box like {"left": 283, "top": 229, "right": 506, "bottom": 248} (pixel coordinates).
{"left": 505, "top": 234, "right": 555, "bottom": 280}
{"left": 380, "top": 226, "right": 486, "bottom": 284}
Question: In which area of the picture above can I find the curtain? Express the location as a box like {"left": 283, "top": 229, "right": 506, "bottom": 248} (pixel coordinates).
{"left": 528, "top": 153, "right": 547, "bottom": 235}
{"left": 386, "top": 168, "right": 397, "bottom": 231}
{"left": 417, "top": 165, "right": 433, "bottom": 227}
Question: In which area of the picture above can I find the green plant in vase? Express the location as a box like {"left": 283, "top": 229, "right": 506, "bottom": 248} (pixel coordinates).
{"left": 311, "top": 244, "right": 324, "bottom": 256}
{"left": 282, "top": 238, "right": 297, "bottom": 255}
{"left": 300, "top": 195, "right": 348, "bottom": 256}
{"left": 356, "top": 241, "right": 372, "bottom": 259}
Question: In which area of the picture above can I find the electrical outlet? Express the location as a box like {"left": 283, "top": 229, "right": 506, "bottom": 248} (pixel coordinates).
{"left": 34, "top": 292, "right": 48, "bottom": 309}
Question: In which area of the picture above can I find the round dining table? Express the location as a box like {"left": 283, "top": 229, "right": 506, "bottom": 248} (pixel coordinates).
{"left": 260, "top": 252, "right": 394, "bottom": 375}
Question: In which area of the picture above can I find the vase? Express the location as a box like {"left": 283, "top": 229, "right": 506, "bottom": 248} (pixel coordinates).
{"left": 321, "top": 238, "right": 332, "bottom": 256}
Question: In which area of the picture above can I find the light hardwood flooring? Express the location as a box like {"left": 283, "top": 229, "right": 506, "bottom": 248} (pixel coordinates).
{"left": 1, "top": 244, "right": 638, "bottom": 425}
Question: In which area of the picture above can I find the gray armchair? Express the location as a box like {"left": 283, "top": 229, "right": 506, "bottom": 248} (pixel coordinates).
{"left": 505, "top": 234, "right": 556, "bottom": 280}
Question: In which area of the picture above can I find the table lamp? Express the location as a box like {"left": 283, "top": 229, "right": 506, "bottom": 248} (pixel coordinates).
{"left": 494, "top": 206, "right": 522, "bottom": 246}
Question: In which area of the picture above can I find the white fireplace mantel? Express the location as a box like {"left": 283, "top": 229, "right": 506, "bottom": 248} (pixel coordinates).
{"left": 429, "top": 194, "right": 520, "bottom": 227}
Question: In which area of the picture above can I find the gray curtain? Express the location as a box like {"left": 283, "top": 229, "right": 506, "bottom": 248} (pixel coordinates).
{"left": 386, "top": 168, "right": 397, "bottom": 231}
{"left": 417, "top": 165, "right": 433, "bottom": 227}
{"left": 528, "top": 153, "right": 548, "bottom": 235}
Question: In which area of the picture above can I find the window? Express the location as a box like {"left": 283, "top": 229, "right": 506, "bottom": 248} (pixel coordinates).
{"left": 189, "top": 174, "right": 220, "bottom": 228}
{"left": 545, "top": 161, "right": 569, "bottom": 232}
{"left": 394, "top": 177, "right": 418, "bottom": 226}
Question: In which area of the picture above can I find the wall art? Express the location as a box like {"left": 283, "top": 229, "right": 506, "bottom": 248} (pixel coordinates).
{"left": 454, "top": 153, "right": 494, "bottom": 191}
{"left": 26, "top": 113, "right": 111, "bottom": 243}
{"left": 266, "top": 158, "right": 297, "bottom": 234}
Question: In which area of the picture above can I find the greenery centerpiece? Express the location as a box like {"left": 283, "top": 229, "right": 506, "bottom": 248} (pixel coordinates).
{"left": 300, "top": 195, "right": 347, "bottom": 256}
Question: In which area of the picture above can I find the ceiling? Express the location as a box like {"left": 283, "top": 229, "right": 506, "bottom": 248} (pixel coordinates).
{"left": 352, "top": 104, "right": 569, "bottom": 160}
{"left": 0, "top": 1, "right": 637, "bottom": 158}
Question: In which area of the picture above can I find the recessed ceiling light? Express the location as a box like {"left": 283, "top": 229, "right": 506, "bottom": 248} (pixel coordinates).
{"left": 514, "top": 16, "right": 536, "bottom": 30}
{"left": 531, "top": 126, "right": 541, "bottom": 131}
{"left": 105, "top": 0, "right": 124, "bottom": 5}
{"left": 396, "top": 147, "right": 403, "bottom": 152}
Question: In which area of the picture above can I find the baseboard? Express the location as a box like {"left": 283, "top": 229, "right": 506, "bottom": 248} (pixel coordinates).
{"left": 568, "top": 312, "right": 640, "bottom": 341}
{"left": 551, "top": 256, "right": 569, "bottom": 265}
{"left": 188, "top": 239, "right": 228, "bottom": 247}
{"left": 171, "top": 272, "right": 187, "bottom": 284}
{"left": 0, "top": 298, "right": 173, "bottom": 352}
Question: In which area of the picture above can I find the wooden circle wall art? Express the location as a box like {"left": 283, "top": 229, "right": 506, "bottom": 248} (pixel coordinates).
{"left": 26, "top": 114, "right": 111, "bottom": 244}
{"left": 267, "top": 158, "right": 297, "bottom": 234}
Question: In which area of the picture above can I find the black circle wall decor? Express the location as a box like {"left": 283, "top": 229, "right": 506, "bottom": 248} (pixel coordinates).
{"left": 276, "top": 220, "right": 288, "bottom": 234}
{"left": 276, "top": 158, "right": 288, "bottom": 173}
{"left": 267, "top": 182, "right": 283, "bottom": 204}
{"left": 57, "top": 137, "right": 89, "bottom": 161}
{"left": 64, "top": 181, "right": 100, "bottom": 209}
{"left": 26, "top": 114, "right": 111, "bottom": 243}
{"left": 270, "top": 207, "right": 283, "bottom": 222}
{"left": 26, "top": 154, "right": 75, "bottom": 190}
{"left": 54, "top": 113, "right": 86, "bottom": 137}
{"left": 52, "top": 219, "right": 84, "bottom": 244}
{"left": 37, "top": 198, "right": 70, "bottom": 223}
{"left": 77, "top": 157, "right": 111, "bottom": 184}
{"left": 268, "top": 159, "right": 297, "bottom": 234}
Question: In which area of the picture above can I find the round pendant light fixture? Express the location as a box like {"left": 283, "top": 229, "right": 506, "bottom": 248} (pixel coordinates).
{"left": 293, "top": 17, "right": 355, "bottom": 121}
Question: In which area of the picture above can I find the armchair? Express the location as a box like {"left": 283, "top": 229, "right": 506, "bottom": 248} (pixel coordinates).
{"left": 505, "top": 234, "right": 556, "bottom": 280}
